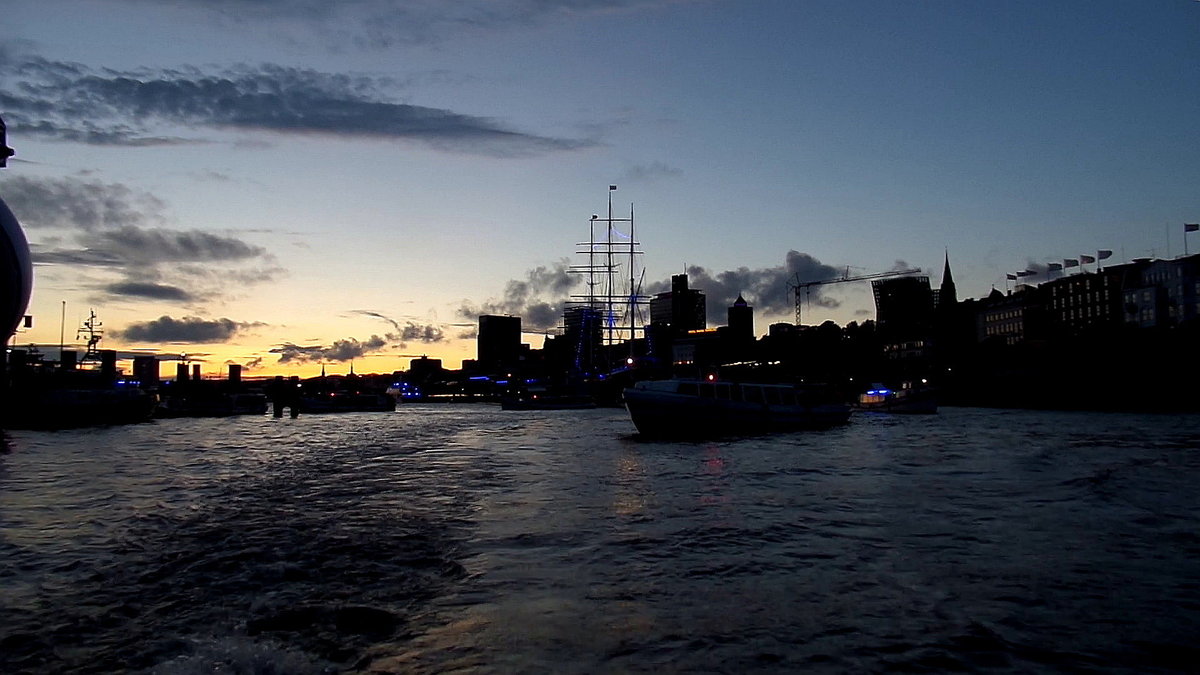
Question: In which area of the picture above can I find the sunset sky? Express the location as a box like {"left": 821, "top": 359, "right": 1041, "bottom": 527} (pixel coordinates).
{"left": 3, "top": 0, "right": 1199, "bottom": 376}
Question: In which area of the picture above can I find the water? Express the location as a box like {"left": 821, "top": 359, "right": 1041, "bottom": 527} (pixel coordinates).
{"left": 1, "top": 406, "right": 1198, "bottom": 673}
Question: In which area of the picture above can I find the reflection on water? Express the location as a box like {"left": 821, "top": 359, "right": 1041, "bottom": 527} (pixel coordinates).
{"left": 1, "top": 406, "right": 1199, "bottom": 672}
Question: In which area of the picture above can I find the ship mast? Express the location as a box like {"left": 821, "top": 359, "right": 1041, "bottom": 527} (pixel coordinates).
{"left": 77, "top": 309, "right": 103, "bottom": 362}
{"left": 567, "top": 186, "right": 649, "bottom": 370}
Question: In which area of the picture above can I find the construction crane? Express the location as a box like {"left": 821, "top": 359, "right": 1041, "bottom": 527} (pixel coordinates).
{"left": 790, "top": 267, "right": 921, "bottom": 325}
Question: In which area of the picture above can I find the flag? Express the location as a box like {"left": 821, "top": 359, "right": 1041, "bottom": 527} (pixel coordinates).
{"left": 1064, "top": 258, "right": 1079, "bottom": 268}
{"left": 1080, "top": 254, "right": 1096, "bottom": 264}
{"left": 609, "top": 185, "right": 618, "bottom": 191}
{"left": 1186, "top": 223, "right": 1200, "bottom": 233}
{"left": 1047, "top": 262, "right": 1063, "bottom": 271}
{"left": 1006, "top": 273, "right": 1017, "bottom": 280}
{"left": 1097, "top": 250, "right": 1113, "bottom": 260}
{"left": 1017, "top": 270, "right": 1034, "bottom": 277}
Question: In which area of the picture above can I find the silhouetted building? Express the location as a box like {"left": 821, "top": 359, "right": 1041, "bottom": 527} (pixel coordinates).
{"left": 719, "top": 294, "right": 756, "bottom": 363}
{"left": 872, "top": 275, "right": 933, "bottom": 362}
{"left": 727, "top": 294, "right": 754, "bottom": 342}
{"left": 1121, "top": 254, "right": 1200, "bottom": 328}
{"left": 406, "top": 356, "right": 445, "bottom": 388}
{"left": 478, "top": 315, "right": 522, "bottom": 371}
{"left": 133, "top": 356, "right": 159, "bottom": 386}
{"left": 978, "top": 285, "right": 1045, "bottom": 345}
{"left": 1043, "top": 265, "right": 1136, "bottom": 336}
{"left": 649, "top": 274, "right": 706, "bottom": 334}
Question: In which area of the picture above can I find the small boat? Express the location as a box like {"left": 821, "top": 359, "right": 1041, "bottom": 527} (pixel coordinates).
{"left": 855, "top": 382, "right": 938, "bottom": 414}
{"left": 622, "top": 378, "right": 851, "bottom": 438}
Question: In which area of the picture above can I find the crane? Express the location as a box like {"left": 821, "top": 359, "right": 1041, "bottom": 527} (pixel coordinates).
{"left": 789, "top": 267, "right": 921, "bottom": 325}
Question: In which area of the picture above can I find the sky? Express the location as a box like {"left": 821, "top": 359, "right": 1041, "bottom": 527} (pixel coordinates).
{"left": 3, "top": 0, "right": 1199, "bottom": 376}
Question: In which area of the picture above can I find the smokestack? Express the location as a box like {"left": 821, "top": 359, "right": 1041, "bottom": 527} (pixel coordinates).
{"left": 192, "top": 364, "right": 201, "bottom": 381}
{"left": 100, "top": 350, "right": 117, "bottom": 379}
{"left": 228, "top": 364, "right": 242, "bottom": 385}
{"left": 177, "top": 363, "right": 189, "bottom": 382}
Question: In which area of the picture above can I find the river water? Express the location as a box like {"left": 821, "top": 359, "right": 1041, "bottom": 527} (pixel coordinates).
{"left": 1, "top": 405, "right": 1198, "bottom": 673}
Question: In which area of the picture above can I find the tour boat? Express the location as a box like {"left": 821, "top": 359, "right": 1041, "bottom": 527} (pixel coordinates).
{"left": 623, "top": 377, "right": 851, "bottom": 438}
{"left": 855, "top": 382, "right": 938, "bottom": 414}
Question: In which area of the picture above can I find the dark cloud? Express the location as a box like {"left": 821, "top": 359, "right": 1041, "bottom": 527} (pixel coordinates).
{"left": 0, "top": 175, "right": 164, "bottom": 231}
{"left": 458, "top": 259, "right": 580, "bottom": 332}
{"left": 351, "top": 309, "right": 401, "bottom": 333}
{"left": 1, "top": 54, "right": 591, "bottom": 155}
{"left": 270, "top": 335, "right": 389, "bottom": 363}
{"left": 646, "top": 250, "right": 843, "bottom": 325}
{"left": 352, "top": 309, "right": 446, "bottom": 345}
{"left": 11, "top": 174, "right": 279, "bottom": 303}
{"left": 116, "top": 315, "right": 262, "bottom": 343}
{"left": 30, "top": 246, "right": 125, "bottom": 267}
{"left": 400, "top": 322, "right": 445, "bottom": 343}
{"left": 623, "top": 161, "right": 683, "bottom": 182}
{"left": 105, "top": 281, "right": 194, "bottom": 301}
{"left": 113, "top": 0, "right": 695, "bottom": 48}
{"left": 96, "top": 226, "right": 265, "bottom": 265}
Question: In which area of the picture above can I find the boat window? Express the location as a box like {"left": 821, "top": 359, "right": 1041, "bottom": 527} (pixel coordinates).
{"left": 715, "top": 384, "right": 731, "bottom": 400}
{"left": 764, "top": 387, "right": 783, "bottom": 405}
{"left": 677, "top": 382, "right": 698, "bottom": 396}
{"left": 781, "top": 390, "right": 797, "bottom": 406}
{"left": 744, "top": 386, "right": 763, "bottom": 403}
{"left": 699, "top": 383, "right": 715, "bottom": 398}
{"left": 729, "top": 385, "right": 743, "bottom": 402}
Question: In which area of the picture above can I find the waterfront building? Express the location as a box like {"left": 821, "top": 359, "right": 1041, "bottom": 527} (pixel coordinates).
{"left": 1122, "top": 254, "right": 1200, "bottom": 328}
{"left": 977, "top": 285, "right": 1045, "bottom": 345}
{"left": 1042, "top": 267, "right": 1133, "bottom": 336}
{"left": 477, "top": 315, "right": 522, "bottom": 371}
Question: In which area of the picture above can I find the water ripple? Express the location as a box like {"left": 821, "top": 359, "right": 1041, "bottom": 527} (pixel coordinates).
{"left": 1, "top": 406, "right": 1198, "bottom": 672}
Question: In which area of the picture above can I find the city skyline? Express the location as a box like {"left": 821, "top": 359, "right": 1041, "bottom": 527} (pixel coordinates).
{"left": 3, "top": 0, "right": 1199, "bottom": 376}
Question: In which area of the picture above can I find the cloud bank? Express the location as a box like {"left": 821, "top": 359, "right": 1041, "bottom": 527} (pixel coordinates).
{"left": 7, "top": 175, "right": 281, "bottom": 304}
{"left": 117, "top": 315, "right": 264, "bottom": 343}
{"left": 266, "top": 310, "right": 447, "bottom": 364}
{"left": 115, "top": 0, "right": 697, "bottom": 48}
{"left": 0, "top": 51, "right": 591, "bottom": 156}
{"left": 646, "top": 250, "right": 844, "bottom": 325}
{"left": 457, "top": 259, "right": 579, "bottom": 332}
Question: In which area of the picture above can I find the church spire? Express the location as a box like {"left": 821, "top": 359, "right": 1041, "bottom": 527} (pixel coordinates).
{"left": 940, "top": 249, "right": 958, "bottom": 306}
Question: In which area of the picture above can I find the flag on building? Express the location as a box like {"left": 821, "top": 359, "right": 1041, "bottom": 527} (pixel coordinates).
{"left": 1097, "top": 250, "right": 1113, "bottom": 260}
{"left": 1006, "top": 273, "right": 1017, "bottom": 280}
{"left": 1048, "top": 262, "right": 1063, "bottom": 271}
{"left": 1186, "top": 223, "right": 1200, "bottom": 232}
{"left": 1016, "top": 270, "right": 1033, "bottom": 277}
{"left": 1064, "top": 258, "right": 1079, "bottom": 268}
{"left": 1080, "top": 254, "right": 1096, "bottom": 264}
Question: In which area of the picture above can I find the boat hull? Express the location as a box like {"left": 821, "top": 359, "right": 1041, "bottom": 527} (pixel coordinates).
{"left": 855, "top": 387, "right": 938, "bottom": 414}
{"left": 623, "top": 380, "right": 851, "bottom": 439}
{"left": 3, "top": 387, "right": 158, "bottom": 429}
